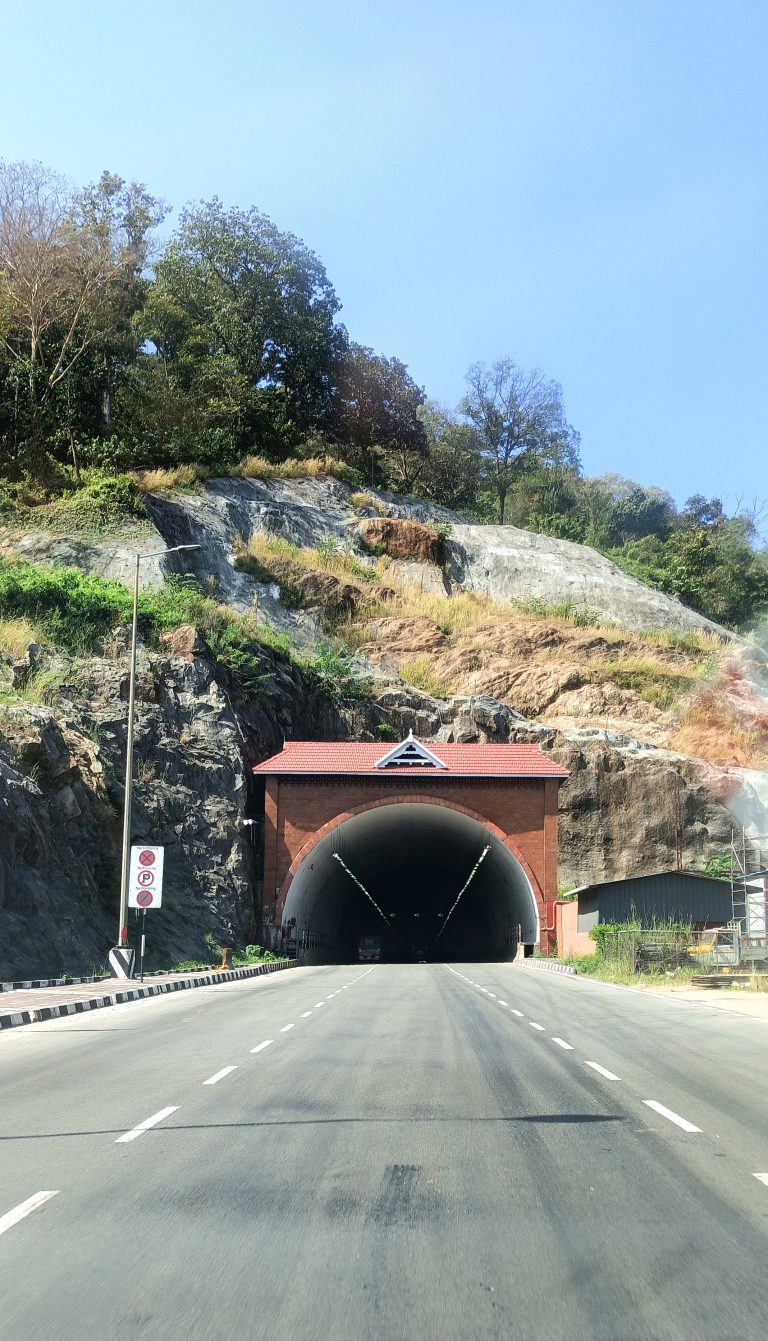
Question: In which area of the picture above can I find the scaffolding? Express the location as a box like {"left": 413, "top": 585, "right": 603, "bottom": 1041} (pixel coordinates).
{"left": 729, "top": 828, "right": 768, "bottom": 939}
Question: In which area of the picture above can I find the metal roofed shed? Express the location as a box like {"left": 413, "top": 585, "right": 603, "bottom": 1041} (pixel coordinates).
{"left": 573, "top": 871, "right": 733, "bottom": 937}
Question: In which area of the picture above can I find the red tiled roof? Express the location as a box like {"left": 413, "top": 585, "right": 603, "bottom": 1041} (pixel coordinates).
{"left": 252, "top": 740, "right": 569, "bottom": 778}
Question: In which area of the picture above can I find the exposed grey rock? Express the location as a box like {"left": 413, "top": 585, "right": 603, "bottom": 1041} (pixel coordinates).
{"left": 445, "top": 524, "right": 732, "bottom": 636}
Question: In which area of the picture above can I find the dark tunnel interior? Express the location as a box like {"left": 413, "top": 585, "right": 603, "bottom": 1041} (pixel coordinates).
{"left": 281, "top": 803, "right": 540, "bottom": 963}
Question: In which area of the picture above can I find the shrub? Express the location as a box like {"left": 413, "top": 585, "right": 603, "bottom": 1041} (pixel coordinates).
{"left": 303, "top": 644, "right": 372, "bottom": 705}
{"left": 41, "top": 472, "right": 145, "bottom": 535}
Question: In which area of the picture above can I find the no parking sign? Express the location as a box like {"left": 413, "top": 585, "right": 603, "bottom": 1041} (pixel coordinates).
{"left": 128, "top": 845, "right": 165, "bottom": 909}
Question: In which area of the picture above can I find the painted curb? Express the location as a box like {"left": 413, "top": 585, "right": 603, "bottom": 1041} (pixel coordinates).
{"left": 0, "top": 960, "right": 292, "bottom": 1031}
{"left": 1, "top": 975, "right": 100, "bottom": 993}
{"left": 519, "top": 959, "right": 576, "bottom": 977}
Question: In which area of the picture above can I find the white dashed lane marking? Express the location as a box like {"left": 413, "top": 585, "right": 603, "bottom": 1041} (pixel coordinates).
{"left": 115, "top": 1106, "right": 178, "bottom": 1144}
{"left": 551, "top": 1037, "right": 574, "bottom": 1050}
{"left": 0, "top": 1191, "right": 59, "bottom": 1237}
{"left": 301, "top": 1011, "right": 312, "bottom": 1018}
{"left": 529, "top": 1022, "right": 545, "bottom": 1031}
{"left": 250, "top": 1040, "right": 273, "bottom": 1055}
{"left": 753, "top": 1173, "right": 768, "bottom": 1187}
{"left": 585, "top": 1061, "right": 621, "bottom": 1081}
{"left": 642, "top": 1100, "right": 701, "bottom": 1133}
{"left": 511, "top": 1009, "right": 524, "bottom": 1017}
{"left": 203, "top": 1066, "right": 237, "bottom": 1085}
{"left": 280, "top": 1023, "right": 295, "bottom": 1033}
{"left": 314, "top": 1002, "right": 325, "bottom": 1008}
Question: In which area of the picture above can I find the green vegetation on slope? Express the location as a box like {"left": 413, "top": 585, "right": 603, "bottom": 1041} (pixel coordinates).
{"left": 1, "top": 158, "right": 765, "bottom": 631}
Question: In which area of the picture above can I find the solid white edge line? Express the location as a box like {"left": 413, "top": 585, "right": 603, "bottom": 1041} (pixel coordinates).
{"left": 0, "top": 1191, "right": 59, "bottom": 1236}
{"left": 585, "top": 1061, "right": 621, "bottom": 1081}
{"left": 301, "top": 1011, "right": 313, "bottom": 1017}
{"left": 203, "top": 1066, "right": 237, "bottom": 1085}
{"left": 551, "top": 1037, "right": 574, "bottom": 1050}
{"left": 280, "top": 1023, "right": 295, "bottom": 1032}
{"left": 642, "top": 1099, "right": 701, "bottom": 1133}
{"left": 115, "top": 1105, "right": 179, "bottom": 1143}
{"left": 753, "top": 1173, "right": 768, "bottom": 1187}
{"left": 250, "top": 1040, "right": 273, "bottom": 1054}
{"left": 529, "top": 1022, "right": 545, "bottom": 1030}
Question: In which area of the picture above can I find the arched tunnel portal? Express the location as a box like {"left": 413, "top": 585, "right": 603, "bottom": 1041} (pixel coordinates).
{"left": 280, "top": 801, "right": 542, "bottom": 963}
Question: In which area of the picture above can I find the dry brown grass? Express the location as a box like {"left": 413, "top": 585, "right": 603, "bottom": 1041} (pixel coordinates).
{"left": 0, "top": 616, "right": 41, "bottom": 658}
{"left": 236, "top": 455, "right": 356, "bottom": 482}
{"left": 134, "top": 465, "right": 203, "bottom": 493}
{"left": 670, "top": 687, "right": 768, "bottom": 767}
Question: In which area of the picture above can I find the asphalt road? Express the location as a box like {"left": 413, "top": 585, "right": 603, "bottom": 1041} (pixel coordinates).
{"left": 2, "top": 961, "right": 768, "bottom": 1340}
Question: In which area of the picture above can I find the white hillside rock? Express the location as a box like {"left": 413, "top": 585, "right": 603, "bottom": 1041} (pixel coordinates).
{"left": 446, "top": 524, "right": 730, "bottom": 636}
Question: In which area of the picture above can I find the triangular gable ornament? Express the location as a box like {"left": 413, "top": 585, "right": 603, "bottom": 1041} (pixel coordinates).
{"left": 374, "top": 729, "right": 447, "bottom": 770}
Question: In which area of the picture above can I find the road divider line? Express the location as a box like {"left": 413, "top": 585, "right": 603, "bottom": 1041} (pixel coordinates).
{"left": 314, "top": 1002, "right": 326, "bottom": 1008}
{"left": 279, "top": 1023, "right": 295, "bottom": 1033}
{"left": 250, "top": 1040, "right": 273, "bottom": 1054}
{"left": 551, "top": 1037, "right": 574, "bottom": 1050}
{"left": 529, "top": 1021, "right": 546, "bottom": 1031}
{"left": 0, "top": 1191, "right": 59, "bottom": 1237}
{"left": 585, "top": 1061, "right": 621, "bottom": 1081}
{"left": 643, "top": 1100, "right": 701, "bottom": 1133}
{"left": 115, "top": 1106, "right": 178, "bottom": 1143}
{"left": 511, "top": 1009, "right": 524, "bottom": 1017}
{"left": 497, "top": 1000, "right": 509, "bottom": 1006}
{"left": 203, "top": 1066, "right": 237, "bottom": 1086}
{"left": 301, "top": 1011, "right": 313, "bottom": 1017}
{"left": 753, "top": 1173, "right": 768, "bottom": 1187}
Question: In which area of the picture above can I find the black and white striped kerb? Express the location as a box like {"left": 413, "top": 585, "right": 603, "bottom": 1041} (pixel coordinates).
{"left": 0, "top": 959, "right": 292, "bottom": 1031}
{"left": 522, "top": 960, "right": 577, "bottom": 976}
{"left": 0, "top": 976, "right": 102, "bottom": 993}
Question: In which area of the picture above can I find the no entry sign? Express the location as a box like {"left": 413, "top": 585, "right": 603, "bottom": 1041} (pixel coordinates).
{"left": 128, "top": 845, "right": 164, "bottom": 909}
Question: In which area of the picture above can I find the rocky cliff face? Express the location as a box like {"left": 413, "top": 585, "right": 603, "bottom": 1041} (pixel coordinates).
{"left": 1, "top": 474, "right": 765, "bottom": 977}
{"left": 0, "top": 633, "right": 367, "bottom": 979}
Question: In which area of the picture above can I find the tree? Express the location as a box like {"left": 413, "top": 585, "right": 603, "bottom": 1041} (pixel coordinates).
{"left": 416, "top": 401, "right": 482, "bottom": 512}
{"left": 459, "top": 358, "right": 580, "bottom": 523}
{"left": 0, "top": 161, "right": 164, "bottom": 470}
{"left": 590, "top": 473, "right": 676, "bottom": 542}
{"left": 142, "top": 199, "right": 343, "bottom": 456}
{"left": 331, "top": 343, "right": 428, "bottom": 490}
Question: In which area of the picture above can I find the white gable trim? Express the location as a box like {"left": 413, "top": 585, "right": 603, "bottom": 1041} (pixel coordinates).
{"left": 374, "top": 729, "right": 447, "bottom": 770}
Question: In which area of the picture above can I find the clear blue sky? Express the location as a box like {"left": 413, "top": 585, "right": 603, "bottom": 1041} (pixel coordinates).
{"left": 2, "top": 0, "right": 766, "bottom": 511}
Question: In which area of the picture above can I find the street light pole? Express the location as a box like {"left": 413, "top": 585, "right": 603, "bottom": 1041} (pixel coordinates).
{"left": 111, "top": 543, "right": 201, "bottom": 975}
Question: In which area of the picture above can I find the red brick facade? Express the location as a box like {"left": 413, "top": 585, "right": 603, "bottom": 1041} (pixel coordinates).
{"left": 260, "top": 774, "right": 561, "bottom": 951}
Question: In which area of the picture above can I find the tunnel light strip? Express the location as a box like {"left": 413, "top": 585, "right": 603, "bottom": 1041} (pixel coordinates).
{"left": 332, "top": 853, "right": 392, "bottom": 930}
{"left": 434, "top": 846, "right": 491, "bottom": 942}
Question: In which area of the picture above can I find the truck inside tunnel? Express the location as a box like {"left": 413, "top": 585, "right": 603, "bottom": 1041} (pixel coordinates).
{"left": 279, "top": 803, "right": 540, "bottom": 963}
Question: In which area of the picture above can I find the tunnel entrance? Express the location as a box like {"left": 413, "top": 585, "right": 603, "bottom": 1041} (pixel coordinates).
{"left": 281, "top": 802, "right": 540, "bottom": 963}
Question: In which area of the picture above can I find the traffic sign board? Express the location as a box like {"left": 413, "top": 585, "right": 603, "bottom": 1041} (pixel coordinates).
{"left": 128, "top": 846, "right": 164, "bottom": 909}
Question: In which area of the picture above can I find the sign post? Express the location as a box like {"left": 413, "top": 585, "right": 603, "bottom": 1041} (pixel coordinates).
{"left": 127, "top": 846, "right": 164, "bottom": 980}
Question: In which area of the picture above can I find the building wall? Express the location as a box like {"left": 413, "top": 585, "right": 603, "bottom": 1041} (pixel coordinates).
{"left": 556, "top": 901, "right": 596, "bottom": 957}
{"left": 261, "top": 774, "right": 560, "bottom": 948}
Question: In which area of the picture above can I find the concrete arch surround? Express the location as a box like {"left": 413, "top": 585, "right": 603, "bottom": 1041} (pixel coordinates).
{"left": 280, "top": 800, "right": 541, "bottom": 963}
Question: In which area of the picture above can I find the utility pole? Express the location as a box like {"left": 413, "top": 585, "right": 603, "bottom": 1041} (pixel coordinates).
{"left": 109, "top": 543, "right": 201, "bottom": 977}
